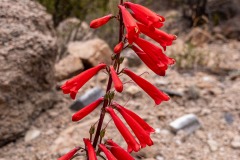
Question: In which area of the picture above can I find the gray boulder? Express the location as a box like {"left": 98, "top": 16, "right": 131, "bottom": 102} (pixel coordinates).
{"left": 0, "top": 0, "right": 57, "bottom": 146}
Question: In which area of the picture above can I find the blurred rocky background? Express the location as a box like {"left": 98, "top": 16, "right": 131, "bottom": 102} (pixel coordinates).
{"left": 0, "top": 0, "right": 239, "bottom": 159}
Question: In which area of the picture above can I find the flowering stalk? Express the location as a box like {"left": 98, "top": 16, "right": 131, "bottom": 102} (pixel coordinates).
{"left": 58, "top": 0, "right": 176, "bottom": 159}
{"left": 92, "top": 0, "right": 125, "bottom": 149}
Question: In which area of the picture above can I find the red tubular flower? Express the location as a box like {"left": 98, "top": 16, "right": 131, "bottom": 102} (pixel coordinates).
{"left": 115, "top": 105, "right": 153, "bottom": 148}
{"left": 83, "top": 138, "right": 97, "bottom": 160}
{"left": 90, "top": 14, "right": 113, "bottom": 29}
{"left": 61, "top": 63, "right": 106, "bottom": 99}
{"left": 118, "top": 5, "right": 140, "bottom": 44}
{"left": 124, "top": 2, "right": 164, "bottom": 30}
{"left": 58, "top": 147, "right": 80, "bottom": 160}
{"left": 134, "top": 37, "right": 175, "bottom": 66}
{"left": 106, "top": 107, "right": 140, "bottom": 152}
{"left": 110, "top": 66, "right": 123, "bottom": 92}
{"left": 114, "top": 42, "right": 124, "bottom": 54}
{"left": 123, "top": 68, "right": 170, "bottom": 105}
{"left": 106, "top": 140, "right": 135, "bottom": 160}
{"left": 72, "top": 97, "right": 104, "bottom": 122}
{"left": 131, "top": 45, "right": 167, "bottom": 76}
{"left": 114, "top": 103, "right": 155, "bottom": 134}
{"left": 137, "top": 23, "right": 177, "bottom": 51}
{"left": 99, "top": 144, "right": 117, "bottom": 160}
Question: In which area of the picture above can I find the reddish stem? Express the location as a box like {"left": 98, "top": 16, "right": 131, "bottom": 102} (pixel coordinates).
{"left": 92, "top": 0, "right": 124, "bottom": 148}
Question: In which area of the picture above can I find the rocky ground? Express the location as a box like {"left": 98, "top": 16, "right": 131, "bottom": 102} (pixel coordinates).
{"left": 1, "top": 0, "right": 240, "bottom": 159}
{"left": 0, "top": 37, "right": 239, "bottom": 159}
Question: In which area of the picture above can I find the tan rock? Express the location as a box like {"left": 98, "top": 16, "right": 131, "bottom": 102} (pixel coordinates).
{"left": 125, "top": 85, "right": 141, "bottom": 96}
{"left": 231, "top": 136, "right": 240, "bottom": 149}
{"left": 207, "top": 139, "right": 218, "bottom": 152}
{"left": 54, "top": 55, "right": 84, "bottom": 80}
{"left": 67, "top": 39, "right": 113, "bottom": 67}
{"left": 24, "top": 129, "right": 41, "bottom": 142}
{"left": 56, "top": 18, "right": 95, "bottom": 60}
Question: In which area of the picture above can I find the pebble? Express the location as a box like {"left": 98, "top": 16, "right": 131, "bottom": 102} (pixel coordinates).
{"left": 207, "top": 139, "right": 218, "bottom": 152}
{"left": 169, "top": 114, "right": 201, "bottom": 134}
{"left": 209, "top": 87, "right": 223, "bottom": 95}
{"left": 157, "top": 111, "right": 166, "bottom": 120}
{"left": 24, "top": 129, "right": 41, "bottom": 142}
{"left": 186, "top": 86, "right": 200, "bottom": 100}
{"left": 176, "top": 155, "right": 186, "bottom": 160}
{"left": 125, "top": 85, "right": 141, "bottom": 96}
{"left": 231, "top": 136, "right": 240, "bottom": 149}
{"left": 155, "top": 128, "right": 161, "bottom": 134}
{"left": 48, "top": 110, "right": 58, "bottom": 117}
{"left": 195, "top": 130, "right": 206, "bottom": 141}
{"left": 222, "top": 135, "right": 231, "bottom": 145}
{"left": 45, "top": 129, "right": 55, "bottom": 135}
{"left": 155, "top": 79, "right": 169, "bottom": 86}
{"left": 186, "top": 107, "right": 201, "bottom": 114}
{"left": 200, "top": 108, "right": 212, "bottom": 116}
{"left": 224, "top": 112, "right": 234, "bottom": 124}
{"left": 70, "top": 87, "right": 104, "bottom": 111}
{"left": 156, "top": 155, "right": 165, "bottom": 160}
{"left": 155, "top": 128, "right": 171, "bottom": 135}
{"left": 202, "top": 76, "right": 214, "bottom": 82}
{"left": 161, "top": 89, "right": 184, "bottom": 97}
{"left": 160, "top": 129, "right": 171, "bottom": 135}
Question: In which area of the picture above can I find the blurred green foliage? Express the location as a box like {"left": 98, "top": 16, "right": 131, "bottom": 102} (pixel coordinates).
{"left": 38, "top": 0, "right": 109, "bottom": 27}
{"left": 37, "top": 0, "right": 122, "bottom": 47}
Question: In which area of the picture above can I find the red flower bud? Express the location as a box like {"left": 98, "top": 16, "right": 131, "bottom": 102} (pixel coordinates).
{"left": 110, "top": 66, "right": 123, "bottom": 92}
{"left": 72, "top": 97, "right": 104, "bottom": 122}
{"left": 61, "top": 63, "right": 106, "bottom": 99}
{"left": 83, "top": 138, "right": 97, "bottom": 160}
{"left": 90, "top": 14, "right": 113, "bottom": 29}
{"left": 115, "top": 105, "right": 153, "bottom": 148}
{"left": 114, "top": 103, "right": 155, "bottom": 134}
{"left": 106, "top": 140, "right": 135, "bottom": 160}
{"left": 124, "top": 2, "right": 164, "bottom": 29}
{"left": 106, "top": 107, "right": 140, "bottom": 152}
{"left": 123, "top": 68, "right": 169, "bottom": 105}
{"left": 118, "top": 5, "right": 140, "bottom": 44}
{"left": 114, "top": 42, "right": 124, "bottom": 54}
{"left": 58, "top": 147, "right": 80, "bottom": 160}
{"left": 99, "top": 144, "right": 117, "bottom": 160}
{"left": 131, "top": 45, "right": 167, "bottom": 76}
{"left": 137, "top": 22, "right": 176, "bottom": 51}
{"left": 135, "top": 37, "right": 175, "bottom": 66}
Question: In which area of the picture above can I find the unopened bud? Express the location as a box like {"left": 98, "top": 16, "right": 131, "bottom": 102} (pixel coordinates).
{"left": 104, "top": 93, "right": 109, "bottom": 99}
{"left": 100, "top": 129, "right": 106, "bottom": 138}
{"left": 90, "top": 14, "right": 113, "bottom": 29}
{"left": 109, "top": 91, "right": 115, "bottom": 100}
{"left": 111, "top": 54, "right": 117, "bottom": 60}
{"left": 119, "top": 57, "right": 125, "bottom": 64}
{"left": 114, "top": 42, "right": 124, "bottom": 54}
{"left": 89, "top": 125, "right": 95, "bottom": 135}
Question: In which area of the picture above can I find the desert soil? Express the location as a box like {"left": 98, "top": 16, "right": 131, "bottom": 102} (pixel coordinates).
{"left": 0, "top": 38, "right": 240, "bottom": 160}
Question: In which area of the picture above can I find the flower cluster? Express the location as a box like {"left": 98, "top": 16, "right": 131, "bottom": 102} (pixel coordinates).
{"left": 58, "top": 1, "right": 176, "bottom": 160}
